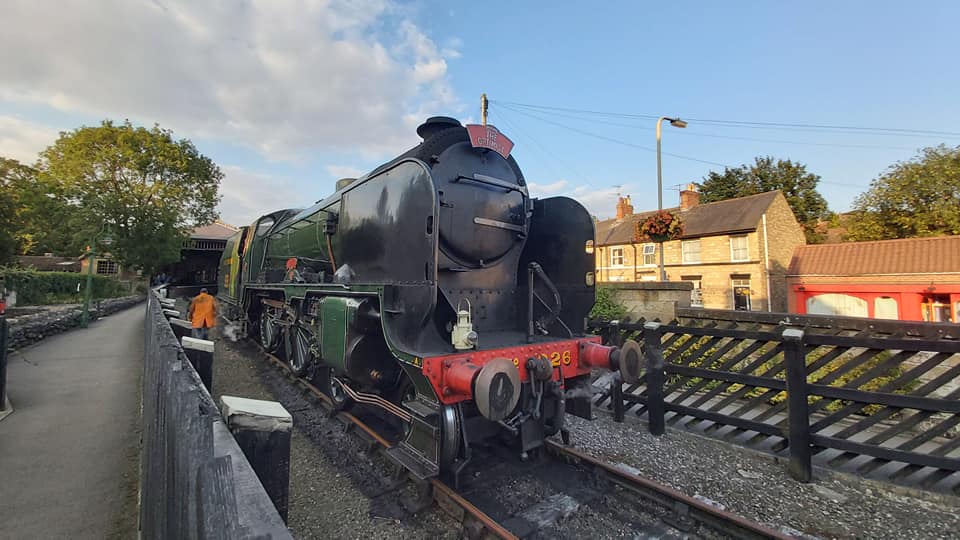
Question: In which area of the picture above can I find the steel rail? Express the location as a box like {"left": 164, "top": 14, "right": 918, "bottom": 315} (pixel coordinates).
{"left": 255, "top": 344, "right": 517, "bottom": 540}
{"left": 544, "top": 440, "right": 791, "bottom": 540}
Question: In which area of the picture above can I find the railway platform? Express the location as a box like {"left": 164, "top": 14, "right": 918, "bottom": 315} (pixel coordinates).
{"left": 0, "top": 304, "right": 143, "bottom": 539}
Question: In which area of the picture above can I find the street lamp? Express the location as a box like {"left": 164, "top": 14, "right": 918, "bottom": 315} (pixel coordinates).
{"left": 655, "top": 116, "right": 687, "bottom": 281}
{"left": 80, "top": 225, "right": 113, "bottom": 328}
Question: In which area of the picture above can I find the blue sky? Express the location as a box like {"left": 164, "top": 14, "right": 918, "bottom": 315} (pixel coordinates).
{"left": 2, "top": 1, "right": 958, "bottom": 225}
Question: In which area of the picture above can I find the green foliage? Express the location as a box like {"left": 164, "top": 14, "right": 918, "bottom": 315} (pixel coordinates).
{"left": 33, "top": 120, "right": 223, "bottom": 273}
{"left": 590, "top": 287, "right": 628, "bottom": 321}
{"left": 1, "top": 157, "right": 80, "bottom": 258}
{"left": 845, "top": 145, "right": 960, "bottom": 241}
{"left": 700, "top": 156, "right": 830, "bottom": 243}
{"left": 0, "top": 268, "right": 127, "bottom": 305}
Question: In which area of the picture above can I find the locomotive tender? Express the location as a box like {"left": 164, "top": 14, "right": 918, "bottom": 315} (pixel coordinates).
{"left": 217, "top": 117, "right": 641, "bottom": 479}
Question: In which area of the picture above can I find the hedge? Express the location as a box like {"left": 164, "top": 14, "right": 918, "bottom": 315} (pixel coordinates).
{"left": 1, "top": 268, "right": 129, "bottom": 305}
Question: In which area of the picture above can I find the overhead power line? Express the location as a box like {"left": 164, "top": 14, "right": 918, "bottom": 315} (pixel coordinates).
{"left": 496, "top": 103, "right": 731, "bottom": 167}
{"left": 493, "top": 100, "right": 960, "bottom": 139}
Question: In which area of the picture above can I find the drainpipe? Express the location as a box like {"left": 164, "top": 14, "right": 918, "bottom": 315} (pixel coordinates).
{"left": 762, "top": 213, "right": 772, "bottom": 312}
{"left": 632, "top": 242, "right": 638, "bottom": 282}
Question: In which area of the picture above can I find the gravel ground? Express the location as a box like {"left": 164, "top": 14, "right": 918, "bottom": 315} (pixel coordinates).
{"left": 210, "top": 335, "right": 461, "bottom": 539}
{"left": 563, "top": 411, "right": 960, "bottom": 540}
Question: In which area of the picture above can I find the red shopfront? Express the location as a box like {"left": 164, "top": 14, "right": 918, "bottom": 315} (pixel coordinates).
{"left": 791, "top": 283, "right": 960, "bottom": 323}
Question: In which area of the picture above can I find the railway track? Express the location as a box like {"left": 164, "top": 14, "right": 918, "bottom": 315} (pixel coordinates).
{"left": 254, "top": 343, "right": 791, "bottom": 540}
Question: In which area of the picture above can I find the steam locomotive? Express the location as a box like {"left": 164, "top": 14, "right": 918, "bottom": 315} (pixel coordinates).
{"left": 217, "top": 116, "right": 641, "bottom": 479}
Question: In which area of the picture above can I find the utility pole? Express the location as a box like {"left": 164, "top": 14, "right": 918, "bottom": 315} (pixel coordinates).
{"left": 481, "top": 93, "right": 488, "bottom": 126}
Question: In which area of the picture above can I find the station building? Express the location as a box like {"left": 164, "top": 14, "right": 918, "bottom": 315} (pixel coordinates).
{"left": 594, "top": 187, "right": 806, "bottom": 312}
{"left": 787, "top": 235, "right": 960, "bottom": 322}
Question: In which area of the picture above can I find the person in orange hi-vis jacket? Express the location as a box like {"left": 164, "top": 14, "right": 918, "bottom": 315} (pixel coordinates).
{"left": 187, "top": 287, "right": 217, "bottom": 340}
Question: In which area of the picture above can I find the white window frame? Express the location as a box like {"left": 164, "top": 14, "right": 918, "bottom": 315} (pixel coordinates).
{"left": 730, "top": 235, "right": 749, "bottom": 262}
{"left": 610, "top": 247, "right": 624, "bottom": 267}
{"left": 641, "top": 243, "right": 656, "bottom": 266}
{"left": 681, "top": 239, "right": 701, "bottom": 264}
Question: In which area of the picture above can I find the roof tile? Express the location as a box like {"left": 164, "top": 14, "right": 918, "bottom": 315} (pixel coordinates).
{"left": 595, "top": 191, "right": 781, "bottom": 246}
{"left": 788, "top": 235, "right": 960, "bottom": 275}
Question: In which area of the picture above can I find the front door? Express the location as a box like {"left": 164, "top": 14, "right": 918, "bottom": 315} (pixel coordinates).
{"left": 732, "top": 278, "right": 751, "bottom": 311}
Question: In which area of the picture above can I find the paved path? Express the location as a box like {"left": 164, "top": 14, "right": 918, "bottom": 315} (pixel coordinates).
{"left": 0, "top": 305, "right": 143, "bottom": 539}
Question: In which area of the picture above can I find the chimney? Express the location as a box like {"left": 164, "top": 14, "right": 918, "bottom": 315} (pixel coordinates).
{"left": 680, "top": 183, "right": 700, "bottom": 210}
{"left": 615, "top": 195, "right": 634, "bottom": 220}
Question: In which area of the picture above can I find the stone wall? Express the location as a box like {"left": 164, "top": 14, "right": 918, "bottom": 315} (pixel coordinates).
{"left": 5, "top": 295, "right": 145, "bottom": 350}
{"left": 606, "top": 282, "right": 693, "bottom": 322}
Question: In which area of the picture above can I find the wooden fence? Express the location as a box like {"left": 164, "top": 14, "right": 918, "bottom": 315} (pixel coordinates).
{"left": 141, "top": 293, "right": 291, "bottom": 539}
{"left": 593, "top": 313, "right": 960, "bottom": 494}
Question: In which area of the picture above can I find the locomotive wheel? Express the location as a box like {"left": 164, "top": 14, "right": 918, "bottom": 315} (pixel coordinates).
{"left": 315, "top": 367, "right": 350, "bottom": 411}
{"left": 287, "top": 324, "right": 313, "bottom": 377}
{"left": 438, "top": 405, "right": 462, "bottom": 471}
{"left": 259, "top": 311, "right": 282, "bottom": 353}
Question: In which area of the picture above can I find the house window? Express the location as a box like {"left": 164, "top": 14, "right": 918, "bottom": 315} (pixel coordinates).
{"left": 641, "top": 244, "right": 656, "bottom": 266}
{"left": 96, "top": 259, "right": 118, "bottom": 275}
{"left": 681, "top": 239, "right": 701, "bottom": 264}
{"left": 732, "top": 276, "right": 751, "bottom": 311}
{"left": 730, "top": 235, "right": 749, "bottom": 262}
{"left": 681, "top": 275, "right": 704, "bottom": 307}
{"left": 610, "top": 247, "right": 624, "bottom": 267}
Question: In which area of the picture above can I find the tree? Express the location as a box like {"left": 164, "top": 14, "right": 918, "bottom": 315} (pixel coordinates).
{"left": 699, "top": 156, "right": 830, "bottom": 243}
{"left": 2, "top": 157, "right": 83, "bottom": 258}
{"left": 845, "top": 145, "right": 960, "bottom": 241}
{"left": 0, "top": 159, "right": 24, "bottom": 264}
{"left": 37, "top": 120, "right": 222, "bottom": 273}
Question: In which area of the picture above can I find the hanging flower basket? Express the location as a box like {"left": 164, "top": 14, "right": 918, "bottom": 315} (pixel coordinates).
{"left": 635, "top": 210, "right": 684, "bottom": 243}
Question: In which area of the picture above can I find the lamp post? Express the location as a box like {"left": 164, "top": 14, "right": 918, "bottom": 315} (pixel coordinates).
{"left": 655, "top": 116, "right": 688, "bottom": 281}
{"left": 80, "top": 226, "right": 113, "bottom": 328}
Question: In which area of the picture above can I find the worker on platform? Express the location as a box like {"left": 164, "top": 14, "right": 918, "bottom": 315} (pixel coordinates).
{"left": 187, "top": 287, "right": 217, "bottom": 340}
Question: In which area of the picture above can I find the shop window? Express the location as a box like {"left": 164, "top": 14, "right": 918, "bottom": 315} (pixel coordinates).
{"left": 682, "top": 239, "right": 701, "bottom": 264}
{"left": 922, "top": 294, "right": 953, "bottom": 323}
{"left": 641, "top": 244, "right": 656, "bottom": 266}
{"left": 806, "top": 293, "right": 868, "bottom": 317}
{"left": 96, "top": 259, "right": 118, "bottom": 275}
{"left": 610, "top": 247, "right": 624, "bottom": 266}
{"left": 732, "top": 277, "right": 751, "bottom": 311}
{"left": 730, "top": 235, "right": 749, "bottom": 262}
{"left": 874, "top": 296, "right": 899, "bottom": 320}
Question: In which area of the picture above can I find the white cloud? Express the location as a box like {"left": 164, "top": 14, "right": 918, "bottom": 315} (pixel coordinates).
{"left": 325, "top": 164, "right": 367, "bottom": 179}
{"left": 569, "top": 183, "right": 637, "bottom": 219}
{"left": 0, "top": 0, "right": 463, "bottom": 161}
{"left": 0, "top": 116, "right": 60, "bottom": 163}
{"left": 218, "top": 165, "right": 307, "bottom": 227}
{"left": 528, "top": 179, "right": 569, "bottom": 196}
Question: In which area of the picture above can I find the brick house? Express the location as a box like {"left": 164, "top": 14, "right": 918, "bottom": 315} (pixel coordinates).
{"left": 787, "top": 235, "right": 960, "bottom": 322}
{"left": 594, "top": 187, "right": 806, "bottom": 312}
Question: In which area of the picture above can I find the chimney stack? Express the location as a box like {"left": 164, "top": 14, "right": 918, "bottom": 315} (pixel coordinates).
{"left": 680, "top": 183, "right": 700, "bottom": 210}
{"left": 615, "top": 195, "right": 634, "bottom": 219}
